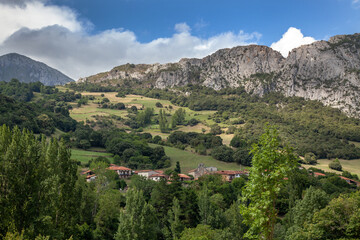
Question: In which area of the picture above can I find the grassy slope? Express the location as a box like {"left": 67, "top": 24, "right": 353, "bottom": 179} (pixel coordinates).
{"left": 149, "top": 143, "right": 245, "bottom": 173}
{"left": 68, "top": 91, "right": 232, "bottom": 141}
{"left": 71, "top": 148, "right": 113, "bottom": 163}
{"left": 302, "top": 158, "right": 360, "bottom": 177}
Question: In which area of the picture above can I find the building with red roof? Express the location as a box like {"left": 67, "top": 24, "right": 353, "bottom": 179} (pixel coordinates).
{"left": 107, "top": 164, "right": 132, "bottom": 178}
{"left": 214, "top": 170, "right": 246, "bottom": 182}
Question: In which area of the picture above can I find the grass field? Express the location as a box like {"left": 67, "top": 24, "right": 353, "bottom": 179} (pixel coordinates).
{"left": 68, "top": 91, "right": 233, "bottom": 142}
{"left": 302, "top": 158, "right": 360, "bottom": 177}
{"left": 71, "top": 148, "right": 113, "bottom": 163}
{"left": 149, "top": 143, "right": 245, "bottom": 173}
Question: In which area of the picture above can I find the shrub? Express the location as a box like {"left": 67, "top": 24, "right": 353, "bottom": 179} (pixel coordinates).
{"left": 329, "top": 158, "right": 342, "bottom": 171}
{"left": 155, "top": 102, "right": 163, "bottom": 108}
{"left": 211, "top": 145, "right": 234, "bottom": 162}
{"left": 304, "top": 152, "right": 317, "bottom": 165}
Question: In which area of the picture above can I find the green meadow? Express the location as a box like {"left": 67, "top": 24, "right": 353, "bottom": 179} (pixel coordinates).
{"left": 149, "top": 143, "right": 245, "bottom": 173}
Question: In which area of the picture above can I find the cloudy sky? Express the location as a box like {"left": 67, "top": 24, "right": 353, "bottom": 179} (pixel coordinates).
{"left": 0, "top": 0, "right": 359, "bottom": 80}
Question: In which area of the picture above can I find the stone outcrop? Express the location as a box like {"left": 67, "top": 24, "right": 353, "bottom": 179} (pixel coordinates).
{"left": 78, "top": 33, "right": 360, "bottom": 117}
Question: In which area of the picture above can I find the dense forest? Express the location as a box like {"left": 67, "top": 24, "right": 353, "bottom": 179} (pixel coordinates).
{"left": 1, "top": 125, "right": 360, "bottom": 240}
{"left": 1, "top": 81, "right": 360, "bottom": 239}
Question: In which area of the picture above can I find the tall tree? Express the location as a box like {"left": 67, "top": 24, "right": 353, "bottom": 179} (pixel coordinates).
{"left": 159, "top": 109, "right": 169, "bottom": 133}
{"left": 240, "top": 126, "right": 297, "bottom": 240}
{"left": 174, "top": 161, "right": 181, "bottom": 173}
{"left": 115, "top": 188, "right": 158, "bottom": 240}
{"left": 168, "top": 197, "right": 184, "bottom": 240}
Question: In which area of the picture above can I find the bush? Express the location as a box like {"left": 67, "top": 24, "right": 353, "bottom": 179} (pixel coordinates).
{"left": 155, "top": 102, "right": 163, "bottom": 108}
{"left": 188, "top": 118, "right": 200, "bottom": 126}
{"left": 211, "top": 145, "right": 234, "bottom": 162}
{"left": 329, "top": 158, "right": 342, "bottom": 171}
{"left": 304, "top": 152, "right": 317, "bottom": 165}
{"left": 210, "top": 124, "right": 222, "bottom": 135}
{"left": 226, "top": 125, "right": 236, "bottom": 134}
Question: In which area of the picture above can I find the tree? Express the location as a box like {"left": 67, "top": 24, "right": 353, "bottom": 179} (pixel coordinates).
{"left": 304, "top": 152, "right": 317, "bottom": 165}
{"left": 159, "top": 109, "right": 169, "bottom": 133}
{"left": 240, "top": 126, "right": 297, "bottom": 240}
{"left": 171, "top": 108, "right": 186, "bottom": 128}
{"left": 179, "top": 225, "right": 222, "bottom": 240}
{"left": 210, "top": 124, "right": 222, "bottom": 135}
{"left": 155, "top": 102, "right": 163, "bottom": 108}
{"left": 168, "top": 197, "right": 184, "bottom": 240}
{"left": 284, "top": 186, "right": 329, "bottom": 239}
{"left": 114, "top": 188, "right": 158, "bottom": 240}
{"left": 297, "top": 191, "right": 360, "bottom": 239}
{"left": 329, "top": 158, "right": 342, "bottom": 171}
{"left": 174, "top": 161, "right": 181, "bottom": 173}
{"left": 211, "top": 145, "right": 234, "bottom": 162}
{"left": 0, "top": 125, "right": 81, "bottom": 239}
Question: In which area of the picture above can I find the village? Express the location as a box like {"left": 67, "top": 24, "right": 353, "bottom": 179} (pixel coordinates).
{"left": 81, "top": 163, "right": 249, "bottom": 185}
{"left": 81, "top": 162, "right": 360, "bottom": 189}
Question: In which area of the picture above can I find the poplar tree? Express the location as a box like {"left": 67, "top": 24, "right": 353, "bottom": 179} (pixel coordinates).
{"left": 115, "top": 188, "right": 158, "bottom": 240}
{"left": 168, "top": 197, "right": 184, "bottom": 240}
{"left": 240, "top": 126, "right": 297, "bottom": 240}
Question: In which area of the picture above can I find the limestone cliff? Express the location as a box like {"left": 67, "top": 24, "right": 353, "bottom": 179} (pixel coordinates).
{"left": 78, "top": 33, "right": 360, "bottom": 117}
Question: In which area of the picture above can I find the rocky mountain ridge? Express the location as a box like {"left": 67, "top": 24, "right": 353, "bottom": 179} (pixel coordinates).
{"left": 79, "top": 33, "right": 360, "bottom": 117}
{"left": 0, "top": 53, "right": 74, "bottom": 86}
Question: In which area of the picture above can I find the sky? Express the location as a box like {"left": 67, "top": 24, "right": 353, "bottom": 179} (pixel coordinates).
{"left": 0, "top": 0, "right": 359, "bottom": 80}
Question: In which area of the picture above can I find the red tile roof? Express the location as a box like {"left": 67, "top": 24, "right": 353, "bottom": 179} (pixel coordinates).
{"left": 134, "top": 169, "right": 164, "bottom": 174}
{"left": 214, "top": 170, "right": 244, "bottom": 175}
{"left": 80, "top": 170, "right": 92, "bottom": 175}
{"left": 86, "top": 174, "right": 96, "bottom": 179}
{"left": 178, "top": 174, "right": 191, "bottom": 179}
{"left": 107, "top": 164, "right": 131, "bottom": 171}
{"left": 314, "top": 172, "right": 326, "bottom": 176}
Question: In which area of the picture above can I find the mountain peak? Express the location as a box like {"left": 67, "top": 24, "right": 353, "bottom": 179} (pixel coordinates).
{"left": 0, "top": 53, "right": 74, "bottom": 86}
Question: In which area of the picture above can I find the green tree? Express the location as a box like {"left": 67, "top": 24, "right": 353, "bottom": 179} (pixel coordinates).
{"left": 329, "top": 158, "right": 342, "bottom": 171}
{"left": 171, "top": 108, "right": 186, "bottom": 128}
{"left": 297, "top": 191, "right": 360, "bottom": 239}
{"left": 304, "top": 152, "right": 317, "bottom": 165}
{"left": 168, "top": 197, "right": 184, "bottom": 240}
{"left": 114, "top": 188, "right": 158, "bottom": 240}
{"left": 284, "top": 186, "right": 329, "bottom": 239}
{"left": 180, "top": 225, "right": 222, "bottom": 240}
{"left": 240, "top": 126, "right": 297, "bottom": 240}
{"left": 175, "top": 161, "right": 181, "bottom": 173}
{"left": 159, "top": 109, "right": 170, "bottom": 133}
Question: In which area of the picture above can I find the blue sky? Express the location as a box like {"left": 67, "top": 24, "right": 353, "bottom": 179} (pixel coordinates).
{"left": 0, "top": 0, "right": 359, "bottom": 79}
{"left": 51, "top": 0, "right": 360, "bottom": 44}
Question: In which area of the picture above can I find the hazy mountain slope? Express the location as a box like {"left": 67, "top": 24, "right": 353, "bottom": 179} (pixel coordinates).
{"left": 78, "top": 33, "right": 360, "bottom": 117}
{"left": 0, "top": 53, "right": 74, "bottom": 86}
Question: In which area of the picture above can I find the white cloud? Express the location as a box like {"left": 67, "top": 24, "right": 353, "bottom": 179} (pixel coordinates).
{"left": 0, "top": 0, "right": 261, "bottom": 80}
{"left": 0, "top": 0, "right": 82, "bottom": 43}
{"left": 174, "top": 23, "right": 191, "bottom": 33}
{"left": 270, "top": 27, "right": 316, "bottom": 57}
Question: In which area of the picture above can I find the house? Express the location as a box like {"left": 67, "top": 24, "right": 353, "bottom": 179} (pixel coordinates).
{"left": 149, "top": 173, "right": 168, "bottom": 181}
{"left": 80, "top": 170, "right": 96, "bottom": 182}
{"left": 178, "top": 173, "right": 192, "bottom": 181}
{"left": 214, "top": 170, "right": 245, "bottom": 182}
{"left": 135, "top": 170, "right": 164, "bottom": 179}
{"left": 339, "top": 176, "right": 360, "bottom": 187}
{"left": 188, "top": 163, "right": 218, "bottom": 179}
{"left": 107, "top": 164, "right": 132, "bottom": 178}
{"left": 313, "top": 172, "right": 326, "bottom": 177}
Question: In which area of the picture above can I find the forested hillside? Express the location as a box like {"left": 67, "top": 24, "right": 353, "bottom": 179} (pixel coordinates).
{"left": 1, "top": 125, "right": 360, "bottom": 240}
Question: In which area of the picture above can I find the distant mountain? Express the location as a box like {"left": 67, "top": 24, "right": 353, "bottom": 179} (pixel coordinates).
{"left": 0, "top": 53, "right": 74, "bottom": 86}
{"left": 79, "top": 33, "right": 360, "bottom": 118}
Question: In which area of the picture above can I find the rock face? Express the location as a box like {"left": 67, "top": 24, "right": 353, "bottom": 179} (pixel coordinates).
{"left": 79, "top": 33, "right": 360, "bottom": 117}
{"left": 0, "top": 53, "right": 74, "bottom": 86}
